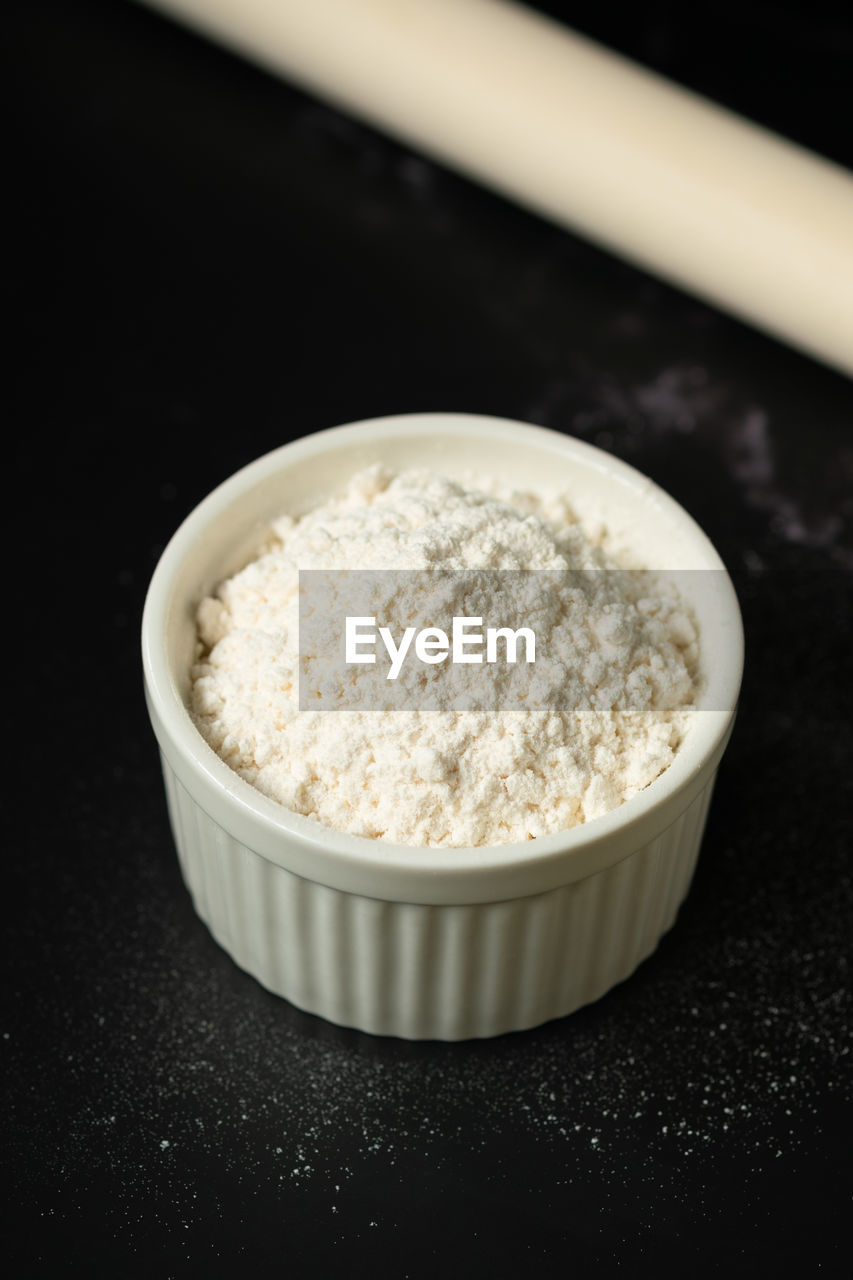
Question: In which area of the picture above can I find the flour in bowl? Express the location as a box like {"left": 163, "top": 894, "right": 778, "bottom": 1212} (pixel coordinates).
{"left": 190, "top": 465, "right": 699, "bottom": 847}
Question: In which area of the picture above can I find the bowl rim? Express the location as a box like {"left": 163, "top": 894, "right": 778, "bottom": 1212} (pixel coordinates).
{"left": 141, "top": 412, "right": 744, "bottom": 905}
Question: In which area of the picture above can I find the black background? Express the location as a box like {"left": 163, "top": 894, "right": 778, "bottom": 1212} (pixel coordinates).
{"left": 8, "top": 1, "right": 852, "bottom": 1275}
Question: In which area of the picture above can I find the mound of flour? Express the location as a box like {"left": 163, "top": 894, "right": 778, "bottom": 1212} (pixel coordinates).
{"left": 191, "top": 465, "right": 698, "bottom": 847}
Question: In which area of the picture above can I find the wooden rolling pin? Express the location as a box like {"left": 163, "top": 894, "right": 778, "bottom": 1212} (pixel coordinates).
{"left": 140, "top": 0, "right": 853, "bottom": 376}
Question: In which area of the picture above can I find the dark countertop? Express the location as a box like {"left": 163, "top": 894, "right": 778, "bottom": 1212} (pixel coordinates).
{"left": 8, "top": 1, "right": 852, "bottom": 1275}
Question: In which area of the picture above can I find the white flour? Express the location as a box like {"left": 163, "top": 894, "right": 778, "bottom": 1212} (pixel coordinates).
{"left": 191, "top": 465, "right": 698, "bottom": 846}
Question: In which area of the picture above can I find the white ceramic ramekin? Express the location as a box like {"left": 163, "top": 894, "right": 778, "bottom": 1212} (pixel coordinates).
{"left": 142, "top": 413, "right": 743, "bottom": 1040}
